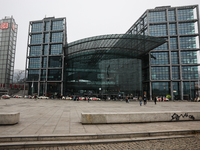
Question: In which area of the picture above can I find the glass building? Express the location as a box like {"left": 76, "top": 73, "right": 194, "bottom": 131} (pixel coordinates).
{"left": 25, "top": 5, "right": 200, "bottom": 100}
{"left": 0, "top": 16, "right": 18, "bottom": 90}
{"left": 126, "top": 5, "right": 200, "bottom": 100}
{"left": 25, "top": 17, "right": 67, "bottom": 97}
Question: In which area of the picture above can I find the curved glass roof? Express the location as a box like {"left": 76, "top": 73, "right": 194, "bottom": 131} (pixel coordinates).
{"left": 66, "top": 34, "right": 166, "bottom": 61}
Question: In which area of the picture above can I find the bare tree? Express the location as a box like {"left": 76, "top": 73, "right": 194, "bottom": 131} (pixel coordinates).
{"left": 13, "top": 70, "right": 25, "bottom": 83}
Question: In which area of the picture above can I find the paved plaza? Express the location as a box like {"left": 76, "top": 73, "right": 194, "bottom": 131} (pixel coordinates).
{"left": 0, "top": 98, "right": 200, "bottom": 136}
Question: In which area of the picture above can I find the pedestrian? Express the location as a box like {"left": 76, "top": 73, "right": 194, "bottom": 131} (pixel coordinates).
{"left": 144, "top": 97, "right": 146, "bottom": 105}
{"left": 154, "top": 96, "right": 157, "bottom": 105}
{"left": 139, "top": 96, "right": 142, "bottom": 106}
{"left": 88, "top": 97, "right": 90, "bottom": 103}
{"left": 126, "top": 95, "right": 129, "bottom": 103}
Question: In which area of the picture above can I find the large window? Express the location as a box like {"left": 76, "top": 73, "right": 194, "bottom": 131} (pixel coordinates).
{"left": 52, "top": 20, "right": 63, "bottom": 30}
{"left": 31, "top": 34, "right": 42, "bottom": 44}
{"left": 48, "top": 69, "right": 62, "bottom": 81}
{"left": 178, "top": 9, "right": 194, "bottom": 21}
{"left": 172, "top": 66, "right": 180, "bottom": 79}
{"left": 180, "top": 37, "right": 196, "bottom": 49}
{"left": 51, "top": 32, "right": 63, "bottom": 43}
{"left": 182, "top": 66, "right": 198, "bottom": 79}
{"left": 149, "top": 11, "right": 166, "bottom": 23}
{"left": 49, "top": 56, "right": 62, "bottom": 67}
{"left": 49, "top": 44, "right": 62, "bottom": 55}
{"left": 179, "top": 23, "right": 195, "bottom": 35}
{"left": 149, "top": 24, "right": 167, "bottom": 36}
{"left": 151, "top": 52, "right": 169, "bottom": 65}
{"left": 29, "top": 46, "right": 41, "bottom": 56}
{"left": 153, "top": 41, "right": 168, "bottom": 50}
{"left": 27, "top": 70, "right": 39, "bottom": 81}
{"left": 29, "top": 57, "right": 40, "bottom": 68}
{"left": 31, "top": 23, "right": 43, "bottom": 32}
{"left": 152, "top": 82, "right": 170, "bottom": 96}
{"left": 40, "top": 69, "right": 46, "bottom": 80}
{"left": 171, "top": 51, "right": 179, "bottom": 64}
{"left": 151, "top": 67, "right": 169, "bottom": 80}
{"left": 181, "top": 51, "right": 197, "bottom": 64}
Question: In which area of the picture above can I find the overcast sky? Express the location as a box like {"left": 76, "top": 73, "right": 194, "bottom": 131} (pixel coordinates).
{"left": 0, "top": 0, "right": 200, "bottom": 70}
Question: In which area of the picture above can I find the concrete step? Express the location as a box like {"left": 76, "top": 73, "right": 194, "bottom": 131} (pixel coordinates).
{"left": 0, "top": 130, "right": 199, "bottom": 149}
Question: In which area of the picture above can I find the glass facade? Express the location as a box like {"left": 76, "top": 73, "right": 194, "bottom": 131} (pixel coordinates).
{"left": 0, "top": 16, "right": 18, "bottom": 89}
{"left": 26, "top": 17, "right": 66, "bottom": 96}
{"left": 126, "top": 5, "right": 200, "bottom": 100}
{"left": 25, "top": 5, "right": 200, "bottom": 100}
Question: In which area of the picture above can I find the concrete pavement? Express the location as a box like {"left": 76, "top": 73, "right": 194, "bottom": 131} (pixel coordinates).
{"left": 0, "top": 98, "right": 200, "bottom": 136}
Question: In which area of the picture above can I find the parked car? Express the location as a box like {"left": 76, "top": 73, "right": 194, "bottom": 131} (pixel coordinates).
{"left": 13, "top": 95, "right": 22, "bottom": 98}
{"left": 62, "top": 96, "right": 72, "bottom": 100}
{"left": 78, "top": 97, "right": 85, "bottom": 100}
{"left": 89, "top": 97, "right": 101, "bottom": 101}
{"left": 156, "top": 96, "right": 169, "bottom": 101}
{"left": 38, "top": 96, "right": 49, "bottom": 99}
{"left": 1, "top": 95, "right": 11, "bottom": 99}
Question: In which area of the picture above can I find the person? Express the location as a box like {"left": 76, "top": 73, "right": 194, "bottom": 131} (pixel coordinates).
{"left": 144, "top": 97, "right": 146, "bottom": 105}
{"left": 88, "top": 97, "right": 90, "bottom": 103}
{"left": 126, "top": 95, "right": 129, "bottom": 103}
{"left": 139, "top": 96, "right": 142, "bottom": 106}
{"left": 154, "top": 96, "right": 157, "bottom": 105}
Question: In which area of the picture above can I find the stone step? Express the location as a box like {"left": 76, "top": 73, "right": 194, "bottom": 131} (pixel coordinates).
{"left": 0, "top": 130, "right": 199, "bottom": 149}
{"left": 0, "top": 134, "right": 195, "bottom": 149}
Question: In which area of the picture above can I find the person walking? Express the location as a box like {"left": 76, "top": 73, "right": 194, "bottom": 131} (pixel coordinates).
{"left": 139, "top": 96, "right": 142, "bottom": 106}
{"left": 88, "top": 97, "right": 90, "bottom": 103}
{"left": 144, "top": 97, "right": 146, "bottom": 105}
{"left": 154, "top": 96, "right": 157, "bottom": 105}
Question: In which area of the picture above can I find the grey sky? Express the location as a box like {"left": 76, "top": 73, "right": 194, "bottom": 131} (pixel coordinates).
{"left": 0, "top": 0, "right": 200, "bottom": 70}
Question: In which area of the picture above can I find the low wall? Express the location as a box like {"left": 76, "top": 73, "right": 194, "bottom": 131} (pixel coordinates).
{"left": 0, "top": 112, "right": 20, "bottom": 125}
{"left": 81, "top": 111, "right": 200, "bottom": 124}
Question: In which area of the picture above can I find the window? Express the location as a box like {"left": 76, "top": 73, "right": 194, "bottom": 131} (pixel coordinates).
{"left": 171, "top": 51, "right": 179, "bottom": 64}
{"left": 43, "top": 45, "right": 48, "bottom": 55}
{"left": 179, "top": 23, "right": 195, "bottom": 35}
{"left": 49, "top": 56, "right": 62, "bottom": 67}
{"left": 42, "top": 57, "right": 47, "bottom": 68}
{"left": 178, "top": 9, "right": 194, "bottom": 21}
{"left": 151, "top": 67, "right": 169, "bottom": 80}
{"left": 49, "top": 44, "right": 62, "bottom": 55}
{"left": 149, "top": 11, "right": 166, "bottom": 23}
{"left": 170, "top": 37, "right": 178, "bottom": 49}
{"left": 182, "top": 66, "right": 198, "bottom": 79}
{"left": 51, "top": 32, "right": 63, "bottom": 43}
{"left": 45, "top": 22, "right": 50, "bottom": 31}
{"left": 151, "top": 52, "right": 169, "bottom": 65}
{"left": 31, "top": 34, "right": 42, "bottom": 44}
{"left": 31, "top": 23, "right": 43, "bottom": 32}
{"left": 29, "top": 57, "right": 40, "bottom": 68}
{"left": 172, "top": 66, "right": 180, "bottom": 79}
{"left": 149, "top": 24, "right": 167, "bottom": 36}
{"left": 180, "top": 37, "right": 196, "bottom": 49}
{"left": 181, "top": 51, "right": 197, "bottom": 64}
{"left": 168, "top": 10, "right": 176, "bottom": 21}
{"left": 29, "top": 46, "right": 41, "bottom": 56}
{"left": 48, "top": 69, "right": 62, "bottom": 81}
{"left": 44, "top": 33, "right": 49, "bottom": 43}
{"left": 52, "top": 20, "right": 63, "bottom": 30}
{"left": 169, "top": 24, "right": 177, "bottom": 35}
{"left": 153, "top": 41, "right": 168, "bottom": 50}
{"left": 27, "top": 70, "right": 39, "bottom": 81}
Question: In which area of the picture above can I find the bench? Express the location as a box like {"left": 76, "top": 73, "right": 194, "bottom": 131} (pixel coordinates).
{"left": 0, "top": 112, "right": 20, "bottom": 125}
{"left": 82, "top": 111, "right": 200, "bottom": 124}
